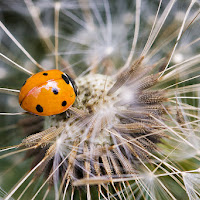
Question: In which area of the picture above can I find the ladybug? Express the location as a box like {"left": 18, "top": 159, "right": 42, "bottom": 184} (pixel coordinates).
{"left": 19, "top": 69, "right": 78, "bottom": 116}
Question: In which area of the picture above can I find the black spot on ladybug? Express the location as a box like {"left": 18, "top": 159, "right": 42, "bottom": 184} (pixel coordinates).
{"left": 43, "top": 73, "right": 48, "bottom": 76}
{"left": 36, "top": 104, "right": 43, "bottom": 112}
{"left": 22, "top": 80, "right": 26, "bottom": 86}
{"left": 65, "top": 73, "right": 78, "bottom": 96}
{"left": 61, "top": 74, "right": 69, "bottom": 84}
{"left": 52, "top": 88, "right": 58, "bottom": 95}
{"left": 62, "top": 101, "right": 67, "bottom": 106}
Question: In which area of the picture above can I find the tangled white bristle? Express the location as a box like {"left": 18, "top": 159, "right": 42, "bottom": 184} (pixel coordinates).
{"left": 172, "top": 53, "right": 184, "bottom": 64}
{"left": 1, "top": 0, "right": 200, "bottom": 199}
{"left": 48, "top": 74, "right": 120, "bottom": 146}
{"left": 122, "top": 12, "right": 134, "bottom": 25}
{"left": 120, "top": 87, "right": 135, "bottom": 104}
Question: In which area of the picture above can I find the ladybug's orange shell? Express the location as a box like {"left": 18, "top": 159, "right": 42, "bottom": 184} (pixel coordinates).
{"left": 19, "top": 69, "right": 76, "bottom": 116}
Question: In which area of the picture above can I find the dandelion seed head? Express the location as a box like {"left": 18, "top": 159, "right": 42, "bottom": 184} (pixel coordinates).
{"left": 104, "top": 45, "right": 114, "bottom": 56}
{"left": 56, "top": 136, "right": 62, "bottom": 147}
{"left": 120, "top": 86, "right": 135, "bottom": 104}
{"left": 55, "top": 133, "right": 69, "bottom": 155}
{"left": 66, "top": 13, "right": 130, "bottom": 69}
{"left": 86, "top": 24, "right": 95, "bottom": 32}
{"left": 145, "top": 171, "right": 156, "bottom": 182}
{"left": 46, "top": 74, "right": 120, "bottom": 147}
{"left": 175, "top": 11, "right": 189, "bottom": 22}
{"left": 172, "top": 53, "right": 184, "bottom": 64}
{"left": 122, "top": 12, "right": 134, "bottom": 25}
